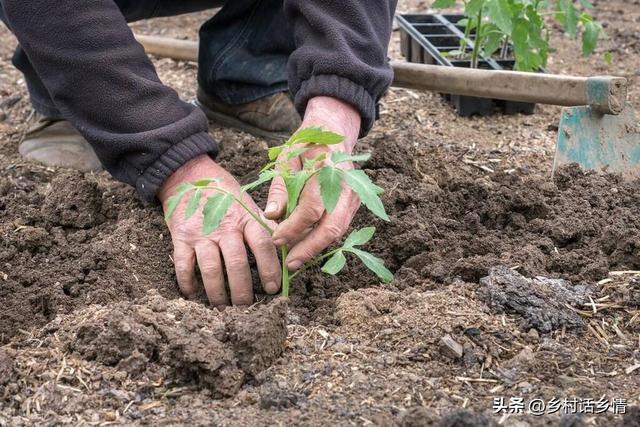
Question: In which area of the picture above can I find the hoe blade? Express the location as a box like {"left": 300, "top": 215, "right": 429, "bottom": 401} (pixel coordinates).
{"left": 553, "top": 104, "right": 640, "bottom": 181}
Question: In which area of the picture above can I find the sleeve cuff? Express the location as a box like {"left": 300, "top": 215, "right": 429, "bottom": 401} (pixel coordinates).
{"left": 135, "top": 131, "right": 219, "bottom": 202}
{"left": 293, "top": 74, "right": 377, "bottom": 138}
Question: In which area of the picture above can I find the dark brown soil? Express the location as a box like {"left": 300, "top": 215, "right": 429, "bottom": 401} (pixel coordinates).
{"left": 1, "top": 0, "right": 640, "bottom": 425}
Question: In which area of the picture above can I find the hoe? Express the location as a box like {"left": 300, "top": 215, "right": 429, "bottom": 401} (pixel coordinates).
{"left": 135, "top": 34, "right": 639, "bottom": 181}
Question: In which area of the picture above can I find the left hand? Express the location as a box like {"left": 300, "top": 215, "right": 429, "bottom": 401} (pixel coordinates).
{"left": 265, "top": 96, "right": 362, "bottom": 270}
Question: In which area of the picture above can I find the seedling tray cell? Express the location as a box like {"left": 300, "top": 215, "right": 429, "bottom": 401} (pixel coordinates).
{"left": 397, "top": 13, "right": 539, "bottom": 116}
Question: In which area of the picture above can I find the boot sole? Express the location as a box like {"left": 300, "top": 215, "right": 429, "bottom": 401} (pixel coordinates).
{"left": 192, "top": 99, "right": 290, "bottom": 145}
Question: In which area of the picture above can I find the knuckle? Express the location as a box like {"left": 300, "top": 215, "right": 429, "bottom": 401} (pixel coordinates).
{"left": 174, "top": 264, "right": 193, "bottom": 279}
{"left": 269, "top": 180, "right": 287, "bottom": 195}
{"left": 324, "top": 223, "right": 345, "bottom": 242}
{"left": 224, "top": 256, "right": 248, "bottom": 272}
{"left": 199, "top": 260, "right": 222, "bottom": 276}
{"left": 298, "top": 202, "right": 324, "bottom": 221}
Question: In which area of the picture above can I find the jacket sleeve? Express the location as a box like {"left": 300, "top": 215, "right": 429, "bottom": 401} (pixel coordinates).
{"left": 284, "top": 0, "right": 397, "bottom": 137}
{"left": 1, "top": 0, "right": 218, "bottom": 202}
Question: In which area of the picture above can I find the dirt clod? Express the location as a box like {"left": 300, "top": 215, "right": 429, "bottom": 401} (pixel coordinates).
{"left": 478, "top": 266, "right": 591, "bottom": 332}
{"left": 50, "top": 291, "right": 286, "bottom": 396}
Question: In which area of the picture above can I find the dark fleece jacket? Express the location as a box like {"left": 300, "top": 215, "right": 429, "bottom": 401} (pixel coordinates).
{"left": 1, "top": 0, "right": 396, "bottom": 201}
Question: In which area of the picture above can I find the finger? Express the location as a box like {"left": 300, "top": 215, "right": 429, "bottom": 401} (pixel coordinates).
{"left": 195, "top": 241, "right": 228, "bottom": 307}
{"left": 244, "top": 220, "right": 281, "bottom": 294}
{"left": 173, "top": 241, "right": 198, "bottom": 297}
{"left": 288, "top": 226, "right": 313, "bottom": 247}
{"left": 286, "top": 192, "right": 360, "bottom": 270}
{"left": 218, "top": 232, "right": 253, "bottom": 306}
{"left": 272, "top": 177, "right": 325, "bottom": 246}
{"left": 265, "top": 176, "right": 288, "bottom": 220}
{"left": 265, "top": 153, "right": 302, "bottom": 220}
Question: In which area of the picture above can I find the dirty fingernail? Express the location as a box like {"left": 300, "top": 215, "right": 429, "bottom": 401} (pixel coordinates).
{"left": 265, "top": 201, "right": 278, "bottom": 214}
{"left": 287, "top": 259, "right": 302, "bottom": 270}
{"left": 266, "top": 281, "right": 279, "bottom": 294}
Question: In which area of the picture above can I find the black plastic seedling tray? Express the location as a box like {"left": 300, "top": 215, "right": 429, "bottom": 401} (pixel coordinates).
{"left": 397, "top": 13, "right": 537, "bottom": 117}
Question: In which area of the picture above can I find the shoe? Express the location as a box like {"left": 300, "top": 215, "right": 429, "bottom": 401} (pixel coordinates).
{"left": 195, "top": 88, "right": 301, "bottom": 143}
{"left": 19, "top": 113, "right": 102, "bottom": 172}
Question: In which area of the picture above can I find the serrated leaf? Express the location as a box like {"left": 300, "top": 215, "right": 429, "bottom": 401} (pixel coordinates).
{"left": 343, "top": 169, "right": 389, "bottom": 221}
{"left": 487, "top": 0, "right": 513, "bottom": 35}
{"left": 344, "top": 227, "right": 376, "bottom": 248}
{"left": 241, "top": 169, "right": 279, "bottom": 192}
{"left": 268, "top": 145, "right": 285, "bottom": 161}
{"left": 331, "top": 151, "right": 372, "bottom": 164}
{"left": 321, "top": 251, "right": 346, "bottom": 275}
{"left": 318, "top": 166, "right": 343, "bottom": 213}
{"left": 287, "top": 127, "right": 344, "bottom": 146}
{"left": 348, "top": 248, "right": 393, "bottom": 283}
{"left": 164, "top": 183, "right": 193, "bottom": 220}
{"left": 285, "top": 146, "right": 309, "bottom": 161}
{"left": 185, "top": 189, "right": 202, "bottom": 219}
{"left": 202, "top": 193, "right": 234, "bottom": 235}
{"left": 284, "top": 171, "right": 310, "bottom": 217}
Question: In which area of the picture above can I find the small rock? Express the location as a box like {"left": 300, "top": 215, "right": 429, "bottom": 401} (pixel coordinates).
{"left": 439, "top": 334, "right": 464, "bottom": 359}
{"left": 525, "top": 328, "right": 540, "bottom": 343}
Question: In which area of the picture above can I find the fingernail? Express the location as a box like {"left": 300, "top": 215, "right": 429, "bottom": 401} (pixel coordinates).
{"left": 265, "top": 201, "right": 278, "bottom": 214}
{"left": 266, "top": 282, "right": 279, "bottom": 294}
{"left": 287, "top": 259, "right": 302, "bottom": 270}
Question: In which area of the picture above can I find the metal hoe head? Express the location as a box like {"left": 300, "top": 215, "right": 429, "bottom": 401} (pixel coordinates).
{"left": 554, "top": 78, "right": 640, "bottom": 181}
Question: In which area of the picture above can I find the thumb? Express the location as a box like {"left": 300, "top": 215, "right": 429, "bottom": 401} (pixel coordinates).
{"left": 265, "top": 176, "right": 288, "bottom": 220}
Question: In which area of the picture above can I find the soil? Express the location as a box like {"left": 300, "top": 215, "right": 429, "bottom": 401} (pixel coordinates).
{"left": 1, "top": 0, "right": 640, "bottom": 426}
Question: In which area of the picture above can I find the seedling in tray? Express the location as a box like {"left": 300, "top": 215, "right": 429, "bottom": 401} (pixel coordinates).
{"left": 433, "top": 0, "right": 611, "bottom": 72}
{"left": 165, "top": 127, "right": 393, "bottom": 298}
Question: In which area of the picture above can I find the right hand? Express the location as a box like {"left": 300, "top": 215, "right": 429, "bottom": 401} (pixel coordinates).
{"left": 158, "top": 155, "right": 281, "bottom": 307}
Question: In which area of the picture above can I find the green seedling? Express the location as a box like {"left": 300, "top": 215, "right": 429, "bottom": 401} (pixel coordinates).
{"left": 433, "top": 0, "right": 611, "bottom": 72}
{"left": 165, "top": 127, "right": 393, "bottom": 298}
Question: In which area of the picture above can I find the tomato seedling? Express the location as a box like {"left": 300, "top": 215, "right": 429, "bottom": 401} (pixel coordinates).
{"left": 165, "top": 127, "right": 393, "bottom": 298}
{"left": 433, "top": 0, "right": 611, "bottom": 71}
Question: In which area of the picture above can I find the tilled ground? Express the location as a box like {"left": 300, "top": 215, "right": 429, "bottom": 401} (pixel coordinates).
{"left": 1, "top": 0, "right": 640, "bottom": 426}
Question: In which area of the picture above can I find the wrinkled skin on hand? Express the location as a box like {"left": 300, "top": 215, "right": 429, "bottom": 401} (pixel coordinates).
{"left": 159, "top": 154, "right": 280, "bottom": 308}
{"left": 266, "top": 96, "right": 363, "bottom": 271}
{"left": 159, "top": 96, "right": 362, "bottom": 307}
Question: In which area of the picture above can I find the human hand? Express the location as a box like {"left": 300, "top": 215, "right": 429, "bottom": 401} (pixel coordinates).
{"left": 159, "top": 154, "right": 280, "bottom": 307}
{"left": 265, "top": 96, "right": 362, "bottom": 270}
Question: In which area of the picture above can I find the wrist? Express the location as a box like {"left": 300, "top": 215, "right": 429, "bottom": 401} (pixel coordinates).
{"left": 158, "top": 154, "right": 222, "bottom": 202}
{"left": 303, "top": 97, "right": 361, "bottom": 151}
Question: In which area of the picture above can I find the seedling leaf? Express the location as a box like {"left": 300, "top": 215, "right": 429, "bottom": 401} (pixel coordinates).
{"left": 286, "top": 146, "right": 309, "bottom": 162}
{"left": 321, "top": 251, "right": 346, "bottom": 275}
{"left": 344, "top": 169, "right": 389, "bottom": 221}
{"left": 285, "top": 171, "right": 310, "bottom": 216}
{"left": 348, "top": 248, "right": 393, "bottom": 283}
{"left": 164, "top": 182, "right": 193, "bottom": 221}
{"left": 192, "top": 177, "right": 219, "bottom": 188}
{"left": 318, "top": 166, "right": 343, "bottom": 213}
{"left": 344, "top": 227, "right": 375, "bottom": 248}
{"left": 185, "top": 188, "right": 202, "bottom": 219}
{"left": 241, "top": 169, "right": 278, "bottom": 192}
{"left": 288, "top": 127, "right": 344, "bottom": 146}
{"left": 331, "top": 151, "right": 371, "bottom": 164}
{"left": 202, "top": 193, "right": 233, "bottom": 235}
{"left": 268, "top": 145, "right": 285, "bottom": 161}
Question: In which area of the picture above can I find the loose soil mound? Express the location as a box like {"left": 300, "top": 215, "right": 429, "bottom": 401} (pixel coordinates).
{"left": 1, "top": 0, "right": 640, "bottom": 424}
